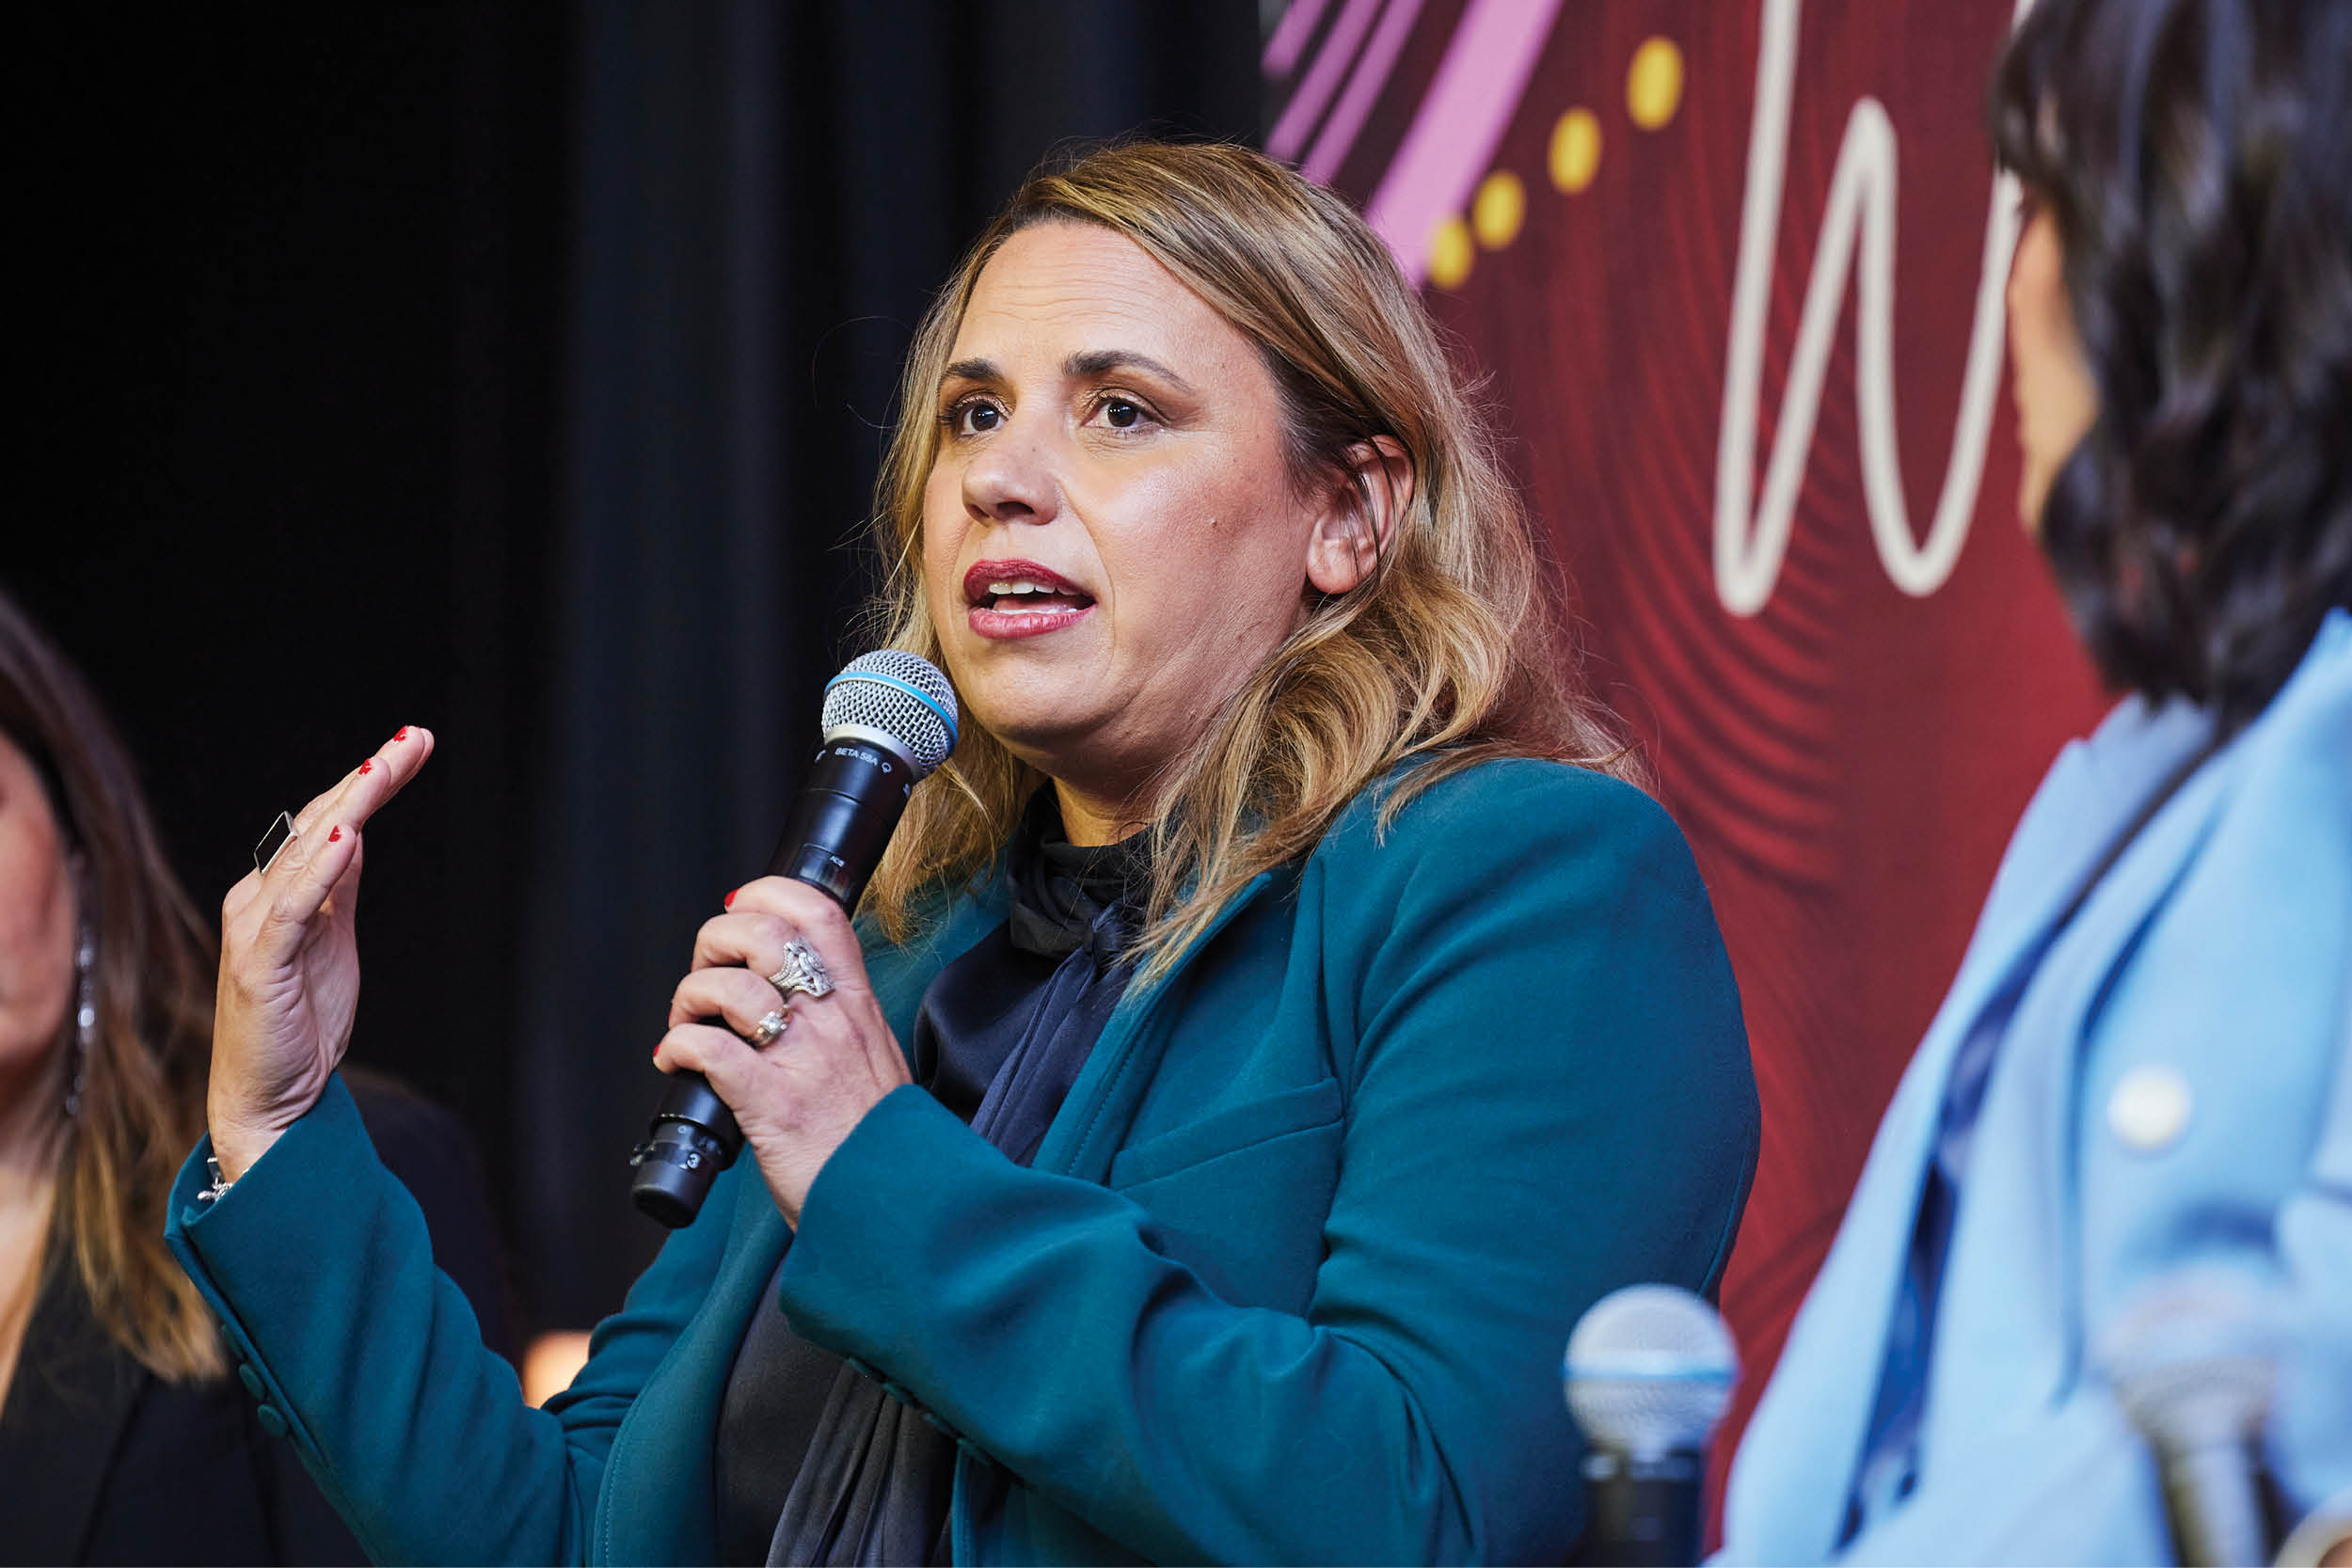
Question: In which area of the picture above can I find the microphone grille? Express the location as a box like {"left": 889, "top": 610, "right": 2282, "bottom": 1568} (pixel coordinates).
{"left": 1563, "top": 1284, "right": 1739, "bottom": 1459}
{"left": 820, "top": 652, "right": 959, "bottom": 776}
{"left": 2094, "top": 1272, "right": 2279, "bottom": 1455}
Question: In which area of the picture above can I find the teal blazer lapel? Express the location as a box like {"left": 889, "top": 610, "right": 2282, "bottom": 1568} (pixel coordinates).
{"left": 950, "top": 867, "right": 1279, "bottom": 1566}
{"left": 1032, "top": 871, "right": 1277, "bottom": 1184}
{"left": 596, "top": 1163, "right": 789, "bottom": 1565}
{"left": 596, "top": 865, "right": 1277, "bottom": 1561}
{"left": 865, "top": 878, "right": 1012, "bottom": 1053}
{"left": 596, "top": 882, "right": 1010, "bottom": 1565}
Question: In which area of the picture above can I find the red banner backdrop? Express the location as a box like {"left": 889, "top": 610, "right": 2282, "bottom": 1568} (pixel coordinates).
{"left": 1267, "top": 0, "right": 2109, "bottom": 1508}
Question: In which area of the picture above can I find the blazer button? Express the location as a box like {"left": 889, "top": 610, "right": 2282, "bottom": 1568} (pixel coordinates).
{"left": 2107, "top": 1064, "right": 2192, "bottom": 1153}
{"left": 238, "top": 1364, "right": 265, "bottom": 1400}
{"left": 255, "top": 1404, "right": 289, "bottom": 1438}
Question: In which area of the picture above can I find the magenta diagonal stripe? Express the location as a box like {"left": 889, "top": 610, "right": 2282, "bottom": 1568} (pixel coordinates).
{"left": 1362, "top": 0, "right": 1565, "bottom": 282}
{"left": 1262, "top": 0, "right": 1332, "bottom": 77}
{"left": 1303, "top": 0, "right": 1426, "bottom": 183}
{"left": 1267, "top": 0, "right": 1385, "bottom": 162}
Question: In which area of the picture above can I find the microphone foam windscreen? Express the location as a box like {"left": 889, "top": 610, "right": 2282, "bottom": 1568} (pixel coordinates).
{"left": 1564, "top": 1283, "right": 1740, "bottom": 1459}
{"left": 821, "top": 651, "right": 960, "bottom": 776}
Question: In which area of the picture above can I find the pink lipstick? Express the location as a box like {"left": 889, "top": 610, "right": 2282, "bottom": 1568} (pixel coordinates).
{"left": 963, "top": 558, "right": 1096, "bottom": 641}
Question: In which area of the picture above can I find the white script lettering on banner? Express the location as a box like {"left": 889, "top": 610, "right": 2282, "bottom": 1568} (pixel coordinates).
{"left": 1713, "top": 0, "right": 2037, "bottom": 616}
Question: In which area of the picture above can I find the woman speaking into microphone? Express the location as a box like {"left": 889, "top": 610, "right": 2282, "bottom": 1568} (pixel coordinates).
{"left": 170, "top": 142, "right": 1757, "bottom": 1565}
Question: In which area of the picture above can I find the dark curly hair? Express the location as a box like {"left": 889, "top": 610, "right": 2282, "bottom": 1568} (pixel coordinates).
{"left": 1990, "top": 0, "right": 2351, "bottom": 727}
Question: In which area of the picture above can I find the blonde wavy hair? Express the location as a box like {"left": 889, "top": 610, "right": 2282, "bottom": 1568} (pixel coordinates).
{"left": 860, "top": 142, "right": 1640, "bottom": 984}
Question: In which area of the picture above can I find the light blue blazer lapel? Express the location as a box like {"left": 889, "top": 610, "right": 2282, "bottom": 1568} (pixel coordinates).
{"left": 1922, "top": 735, "right": 2233, "bottom": 1464}
{"left": 1722, "top": 698, "right": 2213, "bottom": 1563}
{"left": 1926, "top": 614, "right": 2350, "bottom": 1481}
{"left": 1719, "top": 1019, "right": 1967, "bottom": 1561}
{"left": 1722, "top": 857, "right": 2103, "bottom": 1568}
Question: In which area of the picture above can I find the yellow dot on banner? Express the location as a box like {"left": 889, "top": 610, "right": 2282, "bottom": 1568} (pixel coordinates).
{"left": 1428, "top": 214, "right": 1474, "bottom": 289}
{"left": 1549, "top": 106, "right": 1602, "bottom": 193}
{"left": 1628, "top": 36, "right": 1685, "bottom": 130}
{"left": 1471, "top": 170, "right": 1526, "bottom": 249}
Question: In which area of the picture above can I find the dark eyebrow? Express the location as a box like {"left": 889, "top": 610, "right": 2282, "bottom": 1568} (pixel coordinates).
{"left": 1065, "top": 349, "right": 1194, "bottom": 394}
{"left": 938, "top": 350, "right": 1196, "bottom": 397}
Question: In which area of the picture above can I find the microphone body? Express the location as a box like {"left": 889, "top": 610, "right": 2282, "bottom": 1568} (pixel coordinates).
{"left": 2096, "top": 1273, "right": 2282, "bottom": 1568}
{"left": 1564, "top": 1284, "right": 1739, "bottom": 1568}
{"left": 1577, "top": 1449, "right": 1705, "bottom": 1567}
{"left": 769, "top": 736, "right": 926, "bottom": 911}
{"left": 629, "top": 653, "right": 957, "bottom": 1228}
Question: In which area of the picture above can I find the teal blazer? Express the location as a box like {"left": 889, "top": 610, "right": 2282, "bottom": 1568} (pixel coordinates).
{"left": 167, "top": 759, "right": 1758, "bottom": 1564}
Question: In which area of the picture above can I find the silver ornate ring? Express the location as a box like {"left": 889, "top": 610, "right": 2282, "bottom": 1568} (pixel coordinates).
{"left": 748, "top": 1008, "right": 790, "bottom": 1049}
{"left": 766, "top": 939, "right": 834, "bottom": 1001}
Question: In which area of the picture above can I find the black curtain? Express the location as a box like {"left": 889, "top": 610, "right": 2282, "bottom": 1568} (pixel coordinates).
{"left": 19, "top": 1, "right": 1262, "bottom": 1337}
{"left": 525, "top": 0, "right": 1262, "bottom": 1325}
{"left": 14, "top": 4, "right": 570, "bottom": 1335}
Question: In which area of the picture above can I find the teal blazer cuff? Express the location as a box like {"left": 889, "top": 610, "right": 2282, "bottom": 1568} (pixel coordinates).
{"left": 167, "top": 1075, "right": 604, "bottom": 1565}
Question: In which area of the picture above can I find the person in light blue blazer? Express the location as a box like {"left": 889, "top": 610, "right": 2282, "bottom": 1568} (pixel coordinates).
{"left": 1720, "top": 1, "right": 2352, "bottom": 1561}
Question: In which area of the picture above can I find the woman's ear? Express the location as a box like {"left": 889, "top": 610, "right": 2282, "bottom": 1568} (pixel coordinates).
{"left": 1304, "top": 436, "right": 1414, "bottom": 596}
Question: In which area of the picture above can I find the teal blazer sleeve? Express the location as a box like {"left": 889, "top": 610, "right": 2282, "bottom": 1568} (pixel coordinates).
{"left": 163, "top": 1074, "right": 739, "bottom": 1565}
{"left": 777, "top": 761, "right": 1758, "bottom": 1563}
{"left": 164, "top": 760, "right": 1756, "bottom": 1566}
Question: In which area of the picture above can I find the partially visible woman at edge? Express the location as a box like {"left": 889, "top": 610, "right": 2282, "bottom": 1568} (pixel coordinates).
{"left": 168, "top": 143, "right": 1758, "bottom": 1564}
{"left": 0, "top": 588, "right": 515, "bottom": 1564}
{"left": 1721, "top": 0, "right": 2350, "bottom": 1561}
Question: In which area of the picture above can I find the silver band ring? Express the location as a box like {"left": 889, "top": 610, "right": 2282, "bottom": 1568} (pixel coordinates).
{"left": 748, "top": 1007, "right": 789, "bottom": 1048}
{"left": 766, "top": 939, "right": 834, "bottom": 1001}
{"left": 254, "top": 811, "right": 297, "bottom": 874}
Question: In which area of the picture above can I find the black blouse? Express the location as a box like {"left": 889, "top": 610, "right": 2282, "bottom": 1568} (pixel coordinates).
{"left": 714, "top": 799, "right": 1148, "bottom": 1566}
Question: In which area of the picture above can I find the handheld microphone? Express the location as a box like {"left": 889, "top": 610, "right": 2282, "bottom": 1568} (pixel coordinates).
{"left": 1564, "top": 1284, "right": 1739, "bottom": 1567}
{"left": 2095, "top": 1272, "right": 2281, "bottom": 1568}
{"left": 629, "top": 650, "right": 958, "bottom": 1228}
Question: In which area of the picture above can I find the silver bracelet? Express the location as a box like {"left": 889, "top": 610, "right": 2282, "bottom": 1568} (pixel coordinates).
{"left": 199, "top": 1155, "right": 235, "bottom": 1204}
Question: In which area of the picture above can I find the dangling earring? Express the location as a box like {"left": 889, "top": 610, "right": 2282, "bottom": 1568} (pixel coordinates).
{"left": 66, "top": 924, "right": 95, "bottom": 1118}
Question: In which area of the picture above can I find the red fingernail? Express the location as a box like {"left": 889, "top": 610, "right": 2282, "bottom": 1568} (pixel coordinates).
{"left": 358, "top": 759, "right": 373, "bottom": 775}
{"left": 328, "top": 826, "right": 342, "bottom": 843}
{"left": 393, "top": 726, "right": 409, "bottom": 742}
{"left": 723, "top": 888, "right": 737, "bottom": 909}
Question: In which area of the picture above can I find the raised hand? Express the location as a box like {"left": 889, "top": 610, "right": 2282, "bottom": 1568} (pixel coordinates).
{"left": 209, "top": 725, "right": 433, "bottom": 1180}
